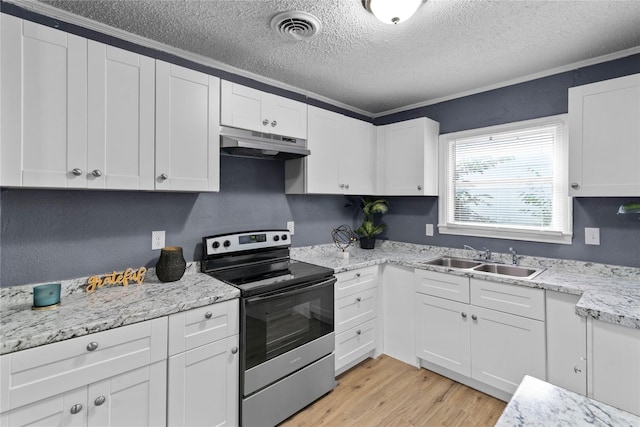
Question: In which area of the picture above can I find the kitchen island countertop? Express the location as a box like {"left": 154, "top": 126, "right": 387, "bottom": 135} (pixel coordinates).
{"left": 495, "top": 375, "right": 640, "bottom": 426}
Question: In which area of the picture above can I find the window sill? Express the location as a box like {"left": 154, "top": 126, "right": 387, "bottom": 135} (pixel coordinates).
{"left": 438, "top": 224, "right": 573, "bottom": 245}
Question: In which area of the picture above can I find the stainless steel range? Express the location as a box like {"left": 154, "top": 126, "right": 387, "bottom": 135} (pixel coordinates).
{"left": 201, "top": 230, "right": 336, "bottom": 427}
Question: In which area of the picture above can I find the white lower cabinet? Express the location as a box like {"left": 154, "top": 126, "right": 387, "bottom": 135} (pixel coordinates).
{"left": 167, "top": 299, "right": 239, "bottom": 426}
{"left": 587, "top": 319, "right": 640, "bottom": 415}
{"left": 334, "top": 266, "right": 379, "bottom": 375}
{"left": 546, "top": 291, "right": 587, "bottom": 394}
{"left": 0, "top": 318, "right": 168, "bottom": 427}
{"left": 414, "top": 271, "right": 546, "bottom": 397}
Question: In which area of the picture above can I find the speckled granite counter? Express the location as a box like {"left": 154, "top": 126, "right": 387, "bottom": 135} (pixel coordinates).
{"left": 0, "top": 263, "right": 239, "bottom": 355}
{"left": 291, "top": 240, "right": 640, "bottom": 329}
{"left": 495, "top": 376, "right": 640, "bottom": 426}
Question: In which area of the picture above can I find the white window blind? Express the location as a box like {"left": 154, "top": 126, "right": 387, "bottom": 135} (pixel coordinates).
{"left": 439, "top": 115, "right": 572, "bottom": 244}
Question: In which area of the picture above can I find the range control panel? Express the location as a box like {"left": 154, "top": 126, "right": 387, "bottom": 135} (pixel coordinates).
{"left": 203, "top": 230, "right": 291, "bottom": 256}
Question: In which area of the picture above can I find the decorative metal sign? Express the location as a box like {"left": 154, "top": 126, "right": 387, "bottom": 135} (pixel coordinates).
{"left": 86, "top": 267, "right": 147, "bottom": 293}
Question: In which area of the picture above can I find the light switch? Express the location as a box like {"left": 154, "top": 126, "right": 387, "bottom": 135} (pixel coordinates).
{"left": 585, "top": 227, "right": 600, "bottom": 245}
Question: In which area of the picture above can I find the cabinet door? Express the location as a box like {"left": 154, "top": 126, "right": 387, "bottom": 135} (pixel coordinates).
{"left": 265, "top": 93, "right": 307, "bottom": 139}
{"left": 305, "top": 106, "right": 341, "bottom": 193}
{"left": 415, "top": 294, "right": 471, "bottom": 376}
{"left": 0, "top": 387, "right": 87, "bottom": 427}
{"left": 168, "top": 335, "right": 239, "bottom": 427}
{"left": 588, "top": 319, "right": 640, "bottom": 415}
{"left": 220, "top": 81, "right": 266, "bottom": 134}
{"left": 1, "top": 14, "right": 87, "bottom": 188}
{"left": 87, "top": 41, "right": 155, "bottom": 190}
{"left": 340, "top": 116, "right": 374, "bottom": 194}
{"left": 568, "top": 74, "right": 640, "bottom": 196}
{"left": 380, "top": 117, "right": 439, "bottom": 195}
{"left": 88, "top": 362, "right": 166, "bottom": 427}
{"left": 156, "top": 61, "right": 220, "bottom": 192}
{"left": 470, "top": 306, "right": 546, "bottom": 395}
{"left": 546, "top": 291, "right": 586, "bottom": 395}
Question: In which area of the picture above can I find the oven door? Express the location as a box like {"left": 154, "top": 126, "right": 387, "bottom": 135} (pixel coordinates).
{"left": 242, "top": 276, "right": 335, "bottom": 373}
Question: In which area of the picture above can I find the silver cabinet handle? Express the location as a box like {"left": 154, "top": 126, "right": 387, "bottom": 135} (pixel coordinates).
{"left": 204, "top": 311, "right": 213, "bottom": 319}
{"left": 92, "top": 169, "right": 102, "bottom": 177}
{"left": 159, "top": 173, "right": 168, "bottom": 180}
{"left": 417, "top": 185, "right": 422, "bottom": 190}
{"left": 70, "top": 404, "right": 83, "bottom": 415}
{"left": 461, "top": 312, "right": 467, "bottom": 318}
{"left": 231, "top": 346, "right": 238, "bottom": 354}
{"left": 355, "top": 273, "right": 361, "bottom": 278}
{"left": 72, "top": 168, "right": 83, "bottom": 176}
{"left": 571, "top": 183, "right": 580, "bottom": 190}
{"left": 262, "top": 119, "right": 269, "bottom": 126}
{"left": 574, "top": 366, "right": 582, "bottom": 374}
{"left": 471, "top": 314, "right": 478, "bottom": 321}
{"left": 94, "top": 396, "right": 106, "bottom": 406}
{"left": 356, "top": 297, "right": 362, "bottom": 303}
{"left": 86, "top": 342, "right": 99, "bottom": 352}
{"left": 271, "top": 120, "right": 277, "bottom": 127}
{"left": 339, "top": 184, "right": 345, "bottom": 188}
{"left": 356, "top": 329, "right": 362, "bottom": 335}
{"left": 345, "top": 184, "right": 350, "bottom": 189}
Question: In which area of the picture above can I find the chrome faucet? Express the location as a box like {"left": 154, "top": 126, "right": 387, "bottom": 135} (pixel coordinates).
{"left": 464, "top": 245, "right": 491, "bottom": 261}
{"left": 509, "top": 247, "right": 518, "bottom": 265}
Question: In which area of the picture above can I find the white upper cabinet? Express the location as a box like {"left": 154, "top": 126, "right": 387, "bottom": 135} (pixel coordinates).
{"left": 568, "top": 73, "right": 640, "bottom": 196}
{"left": 377, "top": 117, "right": 439, "bottom": 196}
{"left": 87, "top": 41, "right": 155, "bottom": 190}
{"left": 285, "top": 106, "right": 374, "bottom": 194}
{"left": 220, "top": 80, "right": 307, "bottom": 139}
{"left": 155, "top": 61, "right": 220, "bottom": 192}
{"left": 1, "top": 14, "right": 87, "bottom": 188}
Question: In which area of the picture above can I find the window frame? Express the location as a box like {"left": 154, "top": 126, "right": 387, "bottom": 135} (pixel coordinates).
{"left": 438, "top": 114, "right": 573, "bottom": 245}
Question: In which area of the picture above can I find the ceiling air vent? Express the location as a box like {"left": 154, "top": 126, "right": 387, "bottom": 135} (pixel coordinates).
{"left": 270, "top": 11, "right": 322, "bottom": 41}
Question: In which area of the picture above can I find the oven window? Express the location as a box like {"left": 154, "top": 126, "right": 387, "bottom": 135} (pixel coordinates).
{"left": 244, "top": 279, "right": 334, "bottom": 370}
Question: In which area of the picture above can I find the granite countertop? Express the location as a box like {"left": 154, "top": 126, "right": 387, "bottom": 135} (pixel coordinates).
{"left": 495, "top": 376, "right": 640, "bottom": 426}
{"left": 291, "top": 240, "right": 640, "bottom": 329}
{"left": 2, "top": 240, "right": 639, "bottom": 356}
{"left": 0, "top": 263, "right": 239, "bottom": 355}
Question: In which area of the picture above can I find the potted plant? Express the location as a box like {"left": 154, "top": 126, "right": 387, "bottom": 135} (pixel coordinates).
{"left": 354, "top": 197, "right": 389, "bottom": 249}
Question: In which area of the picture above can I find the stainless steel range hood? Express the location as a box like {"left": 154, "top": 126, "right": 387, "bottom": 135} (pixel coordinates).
{"left": 220, "top": 126, "right": 310, "bottom": 160}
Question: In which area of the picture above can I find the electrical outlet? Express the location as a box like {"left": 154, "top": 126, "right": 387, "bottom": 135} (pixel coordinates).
{"left": 585, "top": 227, "right": 600, "bottom": 245}
{"left": 287, "top": 221, "right": 295, "bottom": 235}
{"left": 152, "top": 230, "right": 165, "bottom": 250}
{"left": 425, "top": 224, "right": 434, "bottom": 236}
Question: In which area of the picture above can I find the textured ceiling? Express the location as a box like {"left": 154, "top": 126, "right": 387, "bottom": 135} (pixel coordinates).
{"left": 21, "top": 0, "right": 640, "bottom": 114}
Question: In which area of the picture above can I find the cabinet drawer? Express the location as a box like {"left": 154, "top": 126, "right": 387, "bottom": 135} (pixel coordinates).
{"left": 414, "top": 269, "right": 470, "bottom": 303}
{"left": 335, "top": 319, "right": 376, "bottom": 371}
{"left": 335, "top": 288, "right": 377, "bottom": 334}
{"left": 168, "top": 299, "right": 239, "bottom": 356}
{"left": 470, "top": 279, "right": 544, "bottom": 320}
{"left": 0, "top": 317, "right": 168, "bottom": 412}
{"left": 335, "top": 266, "right": 378, "bottom": 299}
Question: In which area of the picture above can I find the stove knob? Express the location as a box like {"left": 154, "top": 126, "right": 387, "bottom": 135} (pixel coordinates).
{"left": 273, "top": 235, "right": 280, "bottom": 242}
{"left": 212, "top": 241, "right": 220, "bottom": 249}
{"left": 223, "top": 240, "right": 231, "bottom": 248}
{"left": 281, "top": 234, "right": 288, "bottom": 241}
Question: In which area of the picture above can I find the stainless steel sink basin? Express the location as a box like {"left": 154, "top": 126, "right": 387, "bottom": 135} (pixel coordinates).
{"left": 423, "top": 257, "right": 483, "bottom": 269}
{"left": 472, "top": 263, "right": 541, "bottom": 278}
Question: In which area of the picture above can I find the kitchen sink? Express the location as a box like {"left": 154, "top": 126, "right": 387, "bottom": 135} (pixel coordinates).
{"left": 423, "top": 256, "right": 544, "bottom": 279}
{"left": 423, "top": 257, "right": 483, "bottom": 269}
{"left": 472, "top": 263, "right": 542, "bottom": 278}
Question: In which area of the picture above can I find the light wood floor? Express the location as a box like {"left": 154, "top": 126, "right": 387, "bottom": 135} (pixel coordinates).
{"left": 279, "top": 355, "right": 507, "bottom": 427}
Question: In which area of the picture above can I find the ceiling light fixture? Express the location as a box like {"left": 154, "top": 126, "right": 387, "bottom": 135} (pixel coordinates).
{"left": 362, "top": 0, "right": 423, "bottom": 25}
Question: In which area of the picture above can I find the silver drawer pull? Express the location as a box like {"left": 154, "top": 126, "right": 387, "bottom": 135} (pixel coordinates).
{"left": 417, "top": 185, "right": 422, "bottom": 190}
{"left": 461, "top": 312, "right": 467, "bottom": 318}
{"left": 70, "top": 404, "right": 83, "bottom": 415}
{"left": 271, "top": 120, "right": 277, "bottom": 127}
{"left": 92, "top": 169, "right": 102, "bottom": 177}
{"left": 94, "top": 396, "right": 106, "bottom": 406}
{"left": 231, "top": 346, "right": 238, "bottom": 354}
{"left": 159, "top": 173, "right": 168, "bottom": 180}
{"left": 355, "top": 273, "right": 361, "bottom": 278}
{"left": 571, "top": 183, "right": 580, "bottom": 190}
{"left": 356, "top": 329, "right": 362, "bottom": 335}
{"left": 262, "top": 119, "right": 269, "bottom": 126}
{"left": 71, "top": 168, "right": 83, "bottom": 176}
{"left": 204, "top": 311, "right": 213, "bottom": 319}
{"left": 471, "top": 314, "right": 478, "bottom": 321}
{"left": 574, "top": 366, "right": 582, "bottom": 374}
{"left": 356, "top": 297, "right": 362, "bottom": 302}
{"left": 86, "top": 342, "right": 99, "bottom": 352}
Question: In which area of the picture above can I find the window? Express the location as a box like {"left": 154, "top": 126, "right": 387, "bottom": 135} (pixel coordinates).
{"left": 438, "top": 115, "right": 572, "bottom": 244}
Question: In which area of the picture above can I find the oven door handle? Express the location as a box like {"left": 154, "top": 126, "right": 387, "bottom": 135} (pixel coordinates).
{"left": 245, "top": 277, "right": 336, "bottom": 304}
